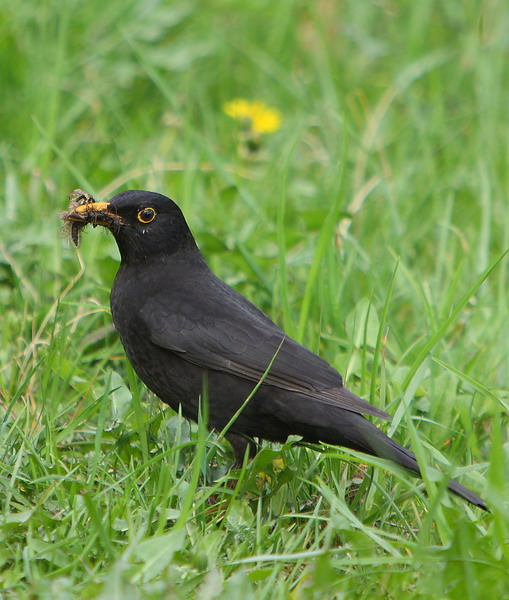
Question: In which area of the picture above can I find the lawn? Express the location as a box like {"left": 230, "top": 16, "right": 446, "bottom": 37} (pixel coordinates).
{"left": 1, "top": 1, "right": 508, "bottom": 598}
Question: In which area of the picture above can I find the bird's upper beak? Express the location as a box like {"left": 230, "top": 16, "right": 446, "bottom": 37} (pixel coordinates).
{"left": 66, "top": 202, "right": 125, "bottom": 227}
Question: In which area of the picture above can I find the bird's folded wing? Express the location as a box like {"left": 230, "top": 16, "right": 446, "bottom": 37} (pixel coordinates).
{"left": 142, "top": 300, "right": 389, "bottom": 420}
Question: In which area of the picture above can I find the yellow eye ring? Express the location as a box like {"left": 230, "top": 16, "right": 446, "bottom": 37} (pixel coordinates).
{"left": 137, "top": 207, "right": 156, "bottom": 224}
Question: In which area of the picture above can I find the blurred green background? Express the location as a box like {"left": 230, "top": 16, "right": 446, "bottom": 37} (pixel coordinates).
{"left": 1, "top": 1, "right": 508, "bottom": 598}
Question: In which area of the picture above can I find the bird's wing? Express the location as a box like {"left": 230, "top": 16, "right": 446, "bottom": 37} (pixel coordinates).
{"left": 142, "top": 289, "right": 389, "bottom": 420}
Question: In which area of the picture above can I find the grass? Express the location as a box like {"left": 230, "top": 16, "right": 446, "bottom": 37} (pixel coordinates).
{"left": 1, "top": 0, "right": 508, "bottom": 597}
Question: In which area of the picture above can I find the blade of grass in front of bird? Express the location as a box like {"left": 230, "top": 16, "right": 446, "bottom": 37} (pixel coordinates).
{"left": 215, "top": 336, "right": 286, "bottom": 445}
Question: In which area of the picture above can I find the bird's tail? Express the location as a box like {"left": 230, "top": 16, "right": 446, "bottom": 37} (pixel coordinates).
{"left": 361, "top": 421, "right": 488, "bottom": 510}
{"left": 292, "top": 404, "right": 488, "bottom": 511}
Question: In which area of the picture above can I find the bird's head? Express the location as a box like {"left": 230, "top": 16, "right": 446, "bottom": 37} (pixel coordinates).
{"left": 65, "top": 190, "right": 199, "bottom": 263}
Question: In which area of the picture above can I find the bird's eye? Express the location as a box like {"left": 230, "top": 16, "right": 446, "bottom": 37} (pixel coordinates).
{"left": 137, "top": 207, "right": 156, "bottom": 224}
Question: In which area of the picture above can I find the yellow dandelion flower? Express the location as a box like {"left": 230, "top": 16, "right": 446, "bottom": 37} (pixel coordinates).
{"left": 224, "top": 98, "right": 281, "bottom": 134}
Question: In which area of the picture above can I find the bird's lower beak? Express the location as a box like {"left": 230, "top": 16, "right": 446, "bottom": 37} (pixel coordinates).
{"left": 66, "top": 202, "right": 124, "bottom": 227}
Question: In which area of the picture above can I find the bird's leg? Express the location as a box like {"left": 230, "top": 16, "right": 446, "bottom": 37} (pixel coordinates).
{"left": 225, "top": 432, "right": 258, "bottom": 469}
{"left": 204, "top": 433, "right": 257, "bottom": 506}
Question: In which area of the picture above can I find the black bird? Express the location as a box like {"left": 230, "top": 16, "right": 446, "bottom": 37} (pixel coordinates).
{"left": 64, "top": 189, "right": 487, "bottom": 511}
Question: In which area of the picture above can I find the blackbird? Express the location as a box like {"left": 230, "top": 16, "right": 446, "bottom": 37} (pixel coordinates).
{"left": 64, "top": 189, "right": 487, "bottom": 511}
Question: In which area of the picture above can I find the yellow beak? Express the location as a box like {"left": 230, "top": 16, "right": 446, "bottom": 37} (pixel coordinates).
{"left": 66, "top": 202, "right": 123, "bottom": 226}
{"left": 70, "top": 202, "right": 111, "bottom": 216}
